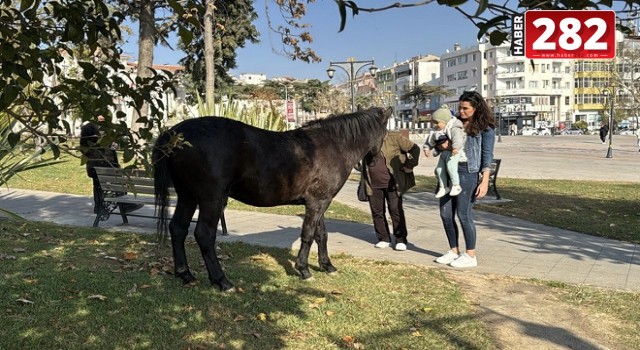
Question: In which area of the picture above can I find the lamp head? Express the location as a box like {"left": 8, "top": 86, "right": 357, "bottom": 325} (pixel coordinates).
{"left": 369, "top": 64, "right": 378, "bottom": 77}
{"left": 326, "top": 66, "right": 335, "bottom": 79}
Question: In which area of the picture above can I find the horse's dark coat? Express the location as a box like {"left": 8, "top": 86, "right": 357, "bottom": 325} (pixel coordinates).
{"left": 153, "top": 107, "right": 392, "bottom": 291}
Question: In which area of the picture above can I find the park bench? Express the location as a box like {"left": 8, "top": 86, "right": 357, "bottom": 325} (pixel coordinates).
{"left": 92, "top": 167, "right": 228, "bottom": 234}
{"left": 487, "top": 158, "right": 502, "bottom": 200}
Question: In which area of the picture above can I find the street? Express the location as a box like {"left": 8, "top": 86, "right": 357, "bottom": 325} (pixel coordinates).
{"left": 409, "top": 134, "right": 639, "bottom": 182}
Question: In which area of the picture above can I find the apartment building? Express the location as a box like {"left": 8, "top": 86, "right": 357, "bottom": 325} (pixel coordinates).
{"left": 440, "top": 42, "right": 574, "bottom": 134}
{"left": 393, "top": 54, "right": 441, "bottom": 124}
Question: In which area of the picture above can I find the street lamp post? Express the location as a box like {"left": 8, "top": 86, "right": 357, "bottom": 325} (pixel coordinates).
{"left": 327, "top": 58, "right": 377, "bottom": 112}
{"left": 494, "top": 98, "right": 502, "bottom": 143}
{"left": 602, "top": 86, "right": 615, "bottom": 158}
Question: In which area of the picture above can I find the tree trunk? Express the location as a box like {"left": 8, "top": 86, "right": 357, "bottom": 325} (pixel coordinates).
{"left": 135, "top": 0, "right": 155, "bottom": 132}
{"left": 204, "top": 0, "right": 215, "bottom": 108}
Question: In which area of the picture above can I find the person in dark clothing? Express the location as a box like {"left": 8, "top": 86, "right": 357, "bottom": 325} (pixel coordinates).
{"left": 80, "top": 115, "right": 142, "bottom": 214}
{"left": 361, "top": 131, "right": 420, "bottom": 251}
{"left": 599, "top": 122, "right": 609, "bottom": 144}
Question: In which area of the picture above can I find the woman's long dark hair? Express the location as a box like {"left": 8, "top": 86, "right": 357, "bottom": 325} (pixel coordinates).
{"left": 459, "top": 91, "right": 495, "bottom": 137}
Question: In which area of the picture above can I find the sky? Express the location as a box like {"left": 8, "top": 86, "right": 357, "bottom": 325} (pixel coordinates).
{"left": 119, "top": 1, "right": 481, "bottom": 82}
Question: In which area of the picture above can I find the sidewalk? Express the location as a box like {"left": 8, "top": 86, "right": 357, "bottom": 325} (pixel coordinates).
{"left": 1, "top": 180, "right": 638, "bottom": 291}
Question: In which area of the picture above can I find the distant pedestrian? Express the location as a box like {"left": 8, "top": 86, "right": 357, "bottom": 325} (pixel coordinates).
{"left": 637, "top": 131, "right": 640, "bottom": 152}
{"left": 433, "top": 91, "right": 495, "bottom": 268}
{"left": 509, "top": 123, "right": 517, "bottom": 136}
{"left": 599, "top": 122, "right": 609, "bottom": 144}
{"left": 362, "top": 131, "right": 420, "bottom": 251}
{"left": 80, "top": 114, "right": 142, "bottom": 215}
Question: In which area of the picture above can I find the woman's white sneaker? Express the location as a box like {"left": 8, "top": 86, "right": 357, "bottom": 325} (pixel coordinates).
{"left": 449, "top": 253, "right": 477, "bottom": 268}
{"left": 435, "top": 250, "right": 459, "bottom": 264}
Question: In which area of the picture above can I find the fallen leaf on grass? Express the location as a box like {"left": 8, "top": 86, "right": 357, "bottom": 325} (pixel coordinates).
{"left": 17, "top": 298, "right": 34, "bottom": 305}
{"left": 342, "top": 335, "right": 354, "bottom": 345}
{"left": 123, "top": 252, "right": 138, "bottom": 260}
{"left": 325, "top": 310, "right": 335, "bottom": 316}
{"left": 88, "top": 294, "right": 107, "bottom": 301}
{"left": 233, "top": 315, "right": 246, "bottom": 322}
{"left": 256, "top": 313, "right": 267, "bottom": 321}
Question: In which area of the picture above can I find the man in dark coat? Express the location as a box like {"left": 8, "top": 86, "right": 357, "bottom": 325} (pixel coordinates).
{"left": 80, "top": 115, "right": 142, "bottom": 214}
{"left": 599, "top": 122, "right": 609, "bottom": 144}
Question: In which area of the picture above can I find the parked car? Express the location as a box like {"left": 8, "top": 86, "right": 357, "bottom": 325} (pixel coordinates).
{"left": 561, "top": 127, "right": 584, "bottom": 135}
{"left": 518, "top": 127, "right": 550, "bottom": 136}
{"left": 617, "top": 128, "right": 637, "bottom": 136}
{"left": 536, "top": 127, "right": 551, "bottom": 136}
{"left": 518, "top": 126, "right": 538, "bottom": 135}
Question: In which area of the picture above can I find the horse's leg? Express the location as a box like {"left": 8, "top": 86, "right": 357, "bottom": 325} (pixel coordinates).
{"left": 170, "top": 198, "right": 198, "bottom": 284}
{"left": 314, "top": 216, "right": 337, "bottom": 274}
{"left": 295, "top": 200, "right": 330, "bottom": 279}
{"left": 193, "top": 200, "right": 234, "bottom": 292}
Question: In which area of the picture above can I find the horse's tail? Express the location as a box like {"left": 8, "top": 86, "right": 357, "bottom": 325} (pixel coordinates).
{"left": 153, "top": 131, "right": 172, "bottom": 243}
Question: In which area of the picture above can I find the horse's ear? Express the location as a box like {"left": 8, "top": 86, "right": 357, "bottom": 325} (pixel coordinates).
{"left": 383, "top": 107, "right": 393, "bottom": 122}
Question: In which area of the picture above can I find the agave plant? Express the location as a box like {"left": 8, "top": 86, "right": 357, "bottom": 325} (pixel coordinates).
{"left": 195, "top": 94, "right": 287, "bottom": 132}
{"left": 0, "top": 115, "right": 65, "bottom": 218}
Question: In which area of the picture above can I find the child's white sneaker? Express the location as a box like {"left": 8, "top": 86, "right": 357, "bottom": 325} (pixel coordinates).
{"left": 450, "top": 185, "right": 462, "bottom": 196}
{"left": 435, "top": 187, "right": 449, "bottom": 198}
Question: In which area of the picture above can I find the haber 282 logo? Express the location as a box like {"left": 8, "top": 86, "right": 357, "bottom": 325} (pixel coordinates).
{"left": 511, "top": 10, "right": 616, "bottom": 59}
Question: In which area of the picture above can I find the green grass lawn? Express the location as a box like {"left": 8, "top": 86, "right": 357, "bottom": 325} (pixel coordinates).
{"left": 0, "top": 220, "right": 494, "bottom": 349}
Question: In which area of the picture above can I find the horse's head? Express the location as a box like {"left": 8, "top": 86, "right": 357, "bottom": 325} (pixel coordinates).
{"left": 363, "top": 106, "right": 393, "bottom": 161}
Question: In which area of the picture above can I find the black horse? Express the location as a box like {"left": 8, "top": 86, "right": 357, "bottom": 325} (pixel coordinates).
{"left": 153, "top": 107, "right": 392, "bottom": 291}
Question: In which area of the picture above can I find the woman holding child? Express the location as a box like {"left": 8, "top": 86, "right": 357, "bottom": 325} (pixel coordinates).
{"left": 425, "top": 91, "right": 495, "bottom": 268}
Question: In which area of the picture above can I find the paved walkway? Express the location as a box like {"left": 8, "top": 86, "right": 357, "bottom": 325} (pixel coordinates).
{"left": 1, "top": 135, "right": 638, "bottom": 291}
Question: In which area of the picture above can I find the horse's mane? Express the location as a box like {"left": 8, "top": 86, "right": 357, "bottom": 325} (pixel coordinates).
{"left": 299, "top": 108, "right": 384, "bottom": 144}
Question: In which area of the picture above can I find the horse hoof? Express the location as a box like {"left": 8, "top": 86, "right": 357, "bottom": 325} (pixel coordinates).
{"left": 324, "top": 265, "right": 337, "bottom": 274}
{"left": 299, "top": 270, "right": 313, "bottom": 280}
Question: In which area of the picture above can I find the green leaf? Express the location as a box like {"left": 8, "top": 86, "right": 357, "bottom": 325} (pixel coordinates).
{"left": 437, "top": 0, "right": 468, "bottom": 6}
{"left": 19, "top": 0, "right": 35, "bottom": 12}
{"left": 475, "top": 0, "right": 488, "bottom": 16}
{"left": 335, "top": 0, "right": 347, "bottom": 32}
{"left": 178, "top": 26, "right": 193, "bottom": 47}
{"left": 489, "top": 31, "right": 509, "bottom": 46}
{"left": 7, "top": 132, "right": 20, "bottom": 148}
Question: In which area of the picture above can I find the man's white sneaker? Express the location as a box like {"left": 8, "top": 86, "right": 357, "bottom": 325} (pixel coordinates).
{"left": 450, "top": 253, "right": 478, "bottom": 268}
{"left": 449, "top": 185, "right": 462, "bottom": 196}
{"left": 395, "top": 243, "right": 407, "bottom": 251}
{"left": 435, "top": 188, "right": 449, "bottom": 198}
{"left": 374, "top": 241, "right": 390, "bottom": 249}
{"left": 435, "top": 250, "right": 459, "bottom": 264}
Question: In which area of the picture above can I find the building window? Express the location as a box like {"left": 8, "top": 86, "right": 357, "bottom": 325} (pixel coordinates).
{"left": 457, "top": 70, "right": 468, "bottom": 80}
{"left": 528, "top": 81, "right": 538, "bottom": 89}
{"left": 565, "top": 96, "right": 570, "bottom": 105}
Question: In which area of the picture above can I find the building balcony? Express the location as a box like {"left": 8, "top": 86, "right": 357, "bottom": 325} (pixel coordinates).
{"left": 496, "top": 56, "right": 524, "bottom": 64}
{"left": 495, "top": 88, "right": 566, "bottom": 97}
{"left": 574, "top": 104, "right": 606, "bottom": 111}
{"left": 496, "top": 71, "right": 525, "bottom": 79}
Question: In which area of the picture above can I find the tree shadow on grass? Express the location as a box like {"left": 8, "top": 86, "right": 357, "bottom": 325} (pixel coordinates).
{"left": 0, "top": 220, "right": 333, "bottom": 349}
